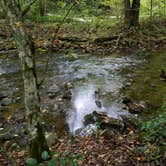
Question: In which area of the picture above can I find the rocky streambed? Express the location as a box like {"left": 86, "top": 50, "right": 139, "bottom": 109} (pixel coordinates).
{"left": 0, "top": 51, "right": 165, "bottom": 144}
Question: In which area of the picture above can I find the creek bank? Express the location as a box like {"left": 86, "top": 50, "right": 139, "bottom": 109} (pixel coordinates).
{"left": 0, "top": 18, "right": 166, "bottom": 164}
{"left": 0, "top": 19, "right": 166, "bottom": 56}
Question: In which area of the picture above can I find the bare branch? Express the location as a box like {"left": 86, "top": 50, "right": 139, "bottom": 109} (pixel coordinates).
{"left": 37, "top": 2, "right": 76, "bottom": 88}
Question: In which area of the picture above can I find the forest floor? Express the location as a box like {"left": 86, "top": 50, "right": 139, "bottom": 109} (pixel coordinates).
{"left": 0, "top": 19, "right": 166, "bottom": 57}
{"left": 0, "top": 18, "right": 166, "bottom": 165}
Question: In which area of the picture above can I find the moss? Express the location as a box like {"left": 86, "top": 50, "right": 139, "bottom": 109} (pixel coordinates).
{"left": 122, "top": 51, "right": 166, "bottom": 118}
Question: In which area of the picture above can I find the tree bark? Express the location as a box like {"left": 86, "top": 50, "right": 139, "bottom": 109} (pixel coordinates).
{"left": 124, "top": 0, "right": 140, "bottom": 27}
{"left": 124, "top": 0, "right": 131, "bottom": 25}
{"left": 131, "top": 0, "right": 140, "bottom": 26}
{"left": 39, "top": 0, "right": 45, "bottom": 16}
{"left": 150, "top": 0, "right": 153, "bottom": 18}
{"left": 3, "top": 0, "right": 48, "bottom": 162}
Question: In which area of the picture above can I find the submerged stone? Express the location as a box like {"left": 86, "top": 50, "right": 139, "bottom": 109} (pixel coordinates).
{"left": 75, "top": 124, "right": 97, "bottom": 137}
{"left": 0, "top": 97, "right": 12, "bottom": 106}
{"left": 95, "top": 100, "right": 102, "bottom": 108}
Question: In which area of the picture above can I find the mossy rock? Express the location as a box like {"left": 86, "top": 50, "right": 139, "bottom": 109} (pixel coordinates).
{"left": 84, "top": 111, "right": 124, "bottom": 131}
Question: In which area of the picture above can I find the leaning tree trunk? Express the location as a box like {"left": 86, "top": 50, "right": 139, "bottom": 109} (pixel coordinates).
{"left": 3, "top": 0, "right": 48, "bottom": 162}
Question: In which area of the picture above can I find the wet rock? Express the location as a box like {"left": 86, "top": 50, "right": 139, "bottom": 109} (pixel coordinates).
{"left": 160, "top": 69, "right": 166, "bottom": 81}
{"left": 95, "top": 100, "right": 102, "bottom": 108}
{"left": 0, "top": 97, "right": 12, "bottom": 106}
{"left": 136, "top": 100, "right": 148, "bottom": 110}
{"left": 122, "top": 97, "right": 132, "bottom": 105}
{"left": 66, "top": 53, "right": 78, "bottom": 61}
{"left": 122, "top": 97, "right": 142, "bottom": 114}
{"left": 94, "top": 88, "right": 101, "bottom": 99}
{"left": 47, "top": 82, "right": 73, "bottom": 100}
{"left": 0, "top": 94, "right": 6, "bottom": 101}
{"left": 62, "top": 82, "right": 73, "bottom": 100}
{"left": 121, "top": 114, "right": 140, "bottom": 129}
{"left": 84, "top": 111, "right": 124, "bottom": 131}
{"left": 0, "top": 127, "right": 4, "bottom": 131}
{"left": 53, "top": 104, "right": 58, "bottom": 111}
{"left": 84, "top": 112, "right": 96, "bottom": 125}
{"left": 0, "top": 133, "right": 13, "bottom": 141}
{"left": 75, "top": 124, "right": 97, "bottom": 137}
{"left": 126, "top": 104, "right": 141, "bottom": 114}
{"left": 46, "top": 132, "right": 58, "bottom": 147}
{"left": 125, "top": 82, "right": 132, "bottom": 88}
{"left": 47, "top": 84, "right": 61, "bottom": 99}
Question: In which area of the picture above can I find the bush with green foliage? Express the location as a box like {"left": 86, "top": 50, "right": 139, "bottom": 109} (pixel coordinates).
{"left": 138, "top": 104, "right": 166, "bottom": 162}
{"left": 26, "top": 150, "right": 83, "bottom": 166}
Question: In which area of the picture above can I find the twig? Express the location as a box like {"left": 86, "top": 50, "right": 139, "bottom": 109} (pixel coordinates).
{"left": 51, "top": 2, "right": 76, "bottom": 45}
{"left": 37, "top": 2, "right": 76, "bottom": 88}
{"left": 112, "top": 33, "right": 121, "bottom": 52}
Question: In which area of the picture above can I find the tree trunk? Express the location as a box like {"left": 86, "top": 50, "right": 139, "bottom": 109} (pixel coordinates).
{"left": 130, "top": 0, "right": 140, "bottom": 26}
{"left": 124, "top": 0, "right": 131, "bottom": 25}
{"left": 124, "top": 0, "right": 140, "bottom": 27}
{"left": 39, "top": 0, "right": 45, "bottom": 16}
{"left": 3, "top": 0, "right": 48, "bottom": 162}
{"left": 150, "top": 0, "right": 153, "bottom": 18}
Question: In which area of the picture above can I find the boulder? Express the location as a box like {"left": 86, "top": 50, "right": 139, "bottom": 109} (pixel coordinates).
{"left": 84, "top": 111, "right": 124, "bottom": 131}
{"left": 45, "top": 132, "right": 58, "bottom": 147}
{"left": 122, "top": 97, "right": 142, "bottom": 114}
{"left": 120, "top": 114, "right": 140, "bottom": 130}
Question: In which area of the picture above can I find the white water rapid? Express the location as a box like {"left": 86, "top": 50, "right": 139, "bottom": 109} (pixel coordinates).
{"left": 67, "top": 85, "right": 105, "bottom": 134}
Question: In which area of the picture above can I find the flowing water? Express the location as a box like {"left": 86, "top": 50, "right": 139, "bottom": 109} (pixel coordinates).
{"left": 0, "top": 52, "right": 165, "bottom": 136}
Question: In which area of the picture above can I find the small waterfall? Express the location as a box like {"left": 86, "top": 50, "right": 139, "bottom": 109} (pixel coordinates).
{"left": 67, "top": 85, "right": 103, "bottom": 134}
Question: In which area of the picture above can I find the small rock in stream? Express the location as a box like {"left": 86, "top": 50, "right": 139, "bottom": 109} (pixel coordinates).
{"left": 0, "top": 94, "right": 6, "bottom": 101}
{"left": 47, "top": 84, "right": 61, "bottom": 99}
{"left": 75, "top": 124, "right": 97, "bottom": 137}
{"left": 122, "top": 97, "right": 132, "bottom": 105}
{"left": 46, "top": 132, "right": 58, "bottom": 147}
{"left": 0, "top": 97, "right": 12, "bottom": 106}
{"left": 0, "top": 133, "right": 13, "bottom": 141}
{"left": 95, "top": 100, "right": 102, "bottom": 108}
{"left": 122, "top": 97, "right": 142, "bottom": 114}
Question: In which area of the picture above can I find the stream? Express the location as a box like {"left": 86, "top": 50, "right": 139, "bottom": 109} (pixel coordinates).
{"left": 0, "top": 51, "right": 165, "bottom": 137}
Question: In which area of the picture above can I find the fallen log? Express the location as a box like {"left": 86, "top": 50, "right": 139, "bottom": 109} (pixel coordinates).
{"left": 94, "top": 35, "right": 119, "bottom": 43}
{"left": 58, "top": 36, "right": 88, "bottom": 43}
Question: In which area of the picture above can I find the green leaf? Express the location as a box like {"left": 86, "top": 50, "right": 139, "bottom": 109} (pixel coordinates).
{"left": 48, "top": 159, "right": 58, "bottom": 166}
{"left": 26, "top": 158, "right": 37, "bottom": 166}
{"left": 38, "top": 163, "right": 44, "bottom": 166}
{"left": 41, "top": 151, "right": 49, "bottom": 160}
{"left": 72, "top": 160, "right": 79, "bottom": 166}
{"left": 60, "top": 158, "right": 66, "bottom": 166}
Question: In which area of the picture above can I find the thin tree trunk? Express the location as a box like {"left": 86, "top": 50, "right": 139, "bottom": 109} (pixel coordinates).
{"left": 3, "top": 0, "right": 48, "bottom": 162}
{"left": 39, "top": 0, "right": 45, "bottom": 16}
{"left": 131, "top": 0, "right": 140, "bottom": 26}
{"left": 124, "top": 0, "right": 140, "bottom": 27}
{"left": 124, "top": 0, "right": 131, "bottom": 24}
{"left": 150, "top": 0, "right": 153, "bottom": 18}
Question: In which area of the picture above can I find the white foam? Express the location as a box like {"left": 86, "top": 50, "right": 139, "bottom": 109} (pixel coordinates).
{"left": 67, "top": 85, "right": 101, "bottom": 133}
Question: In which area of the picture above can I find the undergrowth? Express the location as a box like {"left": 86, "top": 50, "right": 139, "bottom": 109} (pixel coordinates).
{"left": 138, "top": 104, "right": 166, "bottom": 164}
